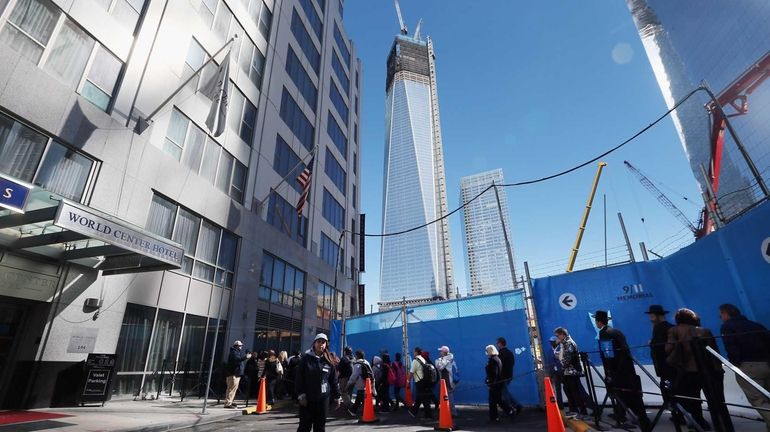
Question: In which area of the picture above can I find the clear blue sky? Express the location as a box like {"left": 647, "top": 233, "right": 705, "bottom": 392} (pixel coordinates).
{"left": 343, "top": 1, "right": 703, "bottom": 312}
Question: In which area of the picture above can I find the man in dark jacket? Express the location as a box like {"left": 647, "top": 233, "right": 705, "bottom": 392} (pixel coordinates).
{"left": 645, "top": 305, "right": 676, "bottom": 389}
{"left": 496, "top": 337, "right": 523, "bottom": 415}
{"left": 295, "top": 333, "right": 341, "bottom": 432}
{"left": 719, "top": 303, "right": 770, "bottom": 428}
{"left": 224, "top": 340, "right": 251, "bottom": 408}
{"left": 595, "top": 310, "right": 651, "bottom": 431}
{"left": 486, "top": 344, "right": 513, "bottom": 421}
{"left": 338, "top": 347, "right": 354, "bottom": 408}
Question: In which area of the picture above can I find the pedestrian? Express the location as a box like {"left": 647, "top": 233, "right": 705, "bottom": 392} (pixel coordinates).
{"left": 338, "top": 347, "right": 354, "bottom": 408}
{"left": 645, "top": 304, "right": 676, "bottom": 416}
{"left": 392, "top": 352, "right": 407, "bottom": 410}
{"left": 435, "top": 345, "right": 459, "bottom": 416}
{"left": 264, "top": 350, "right": 284, "bottom": 405}
{"left": 496, "top": 337, "right": 524, "bottom": 415}
{"left": 408, "top": 347, "right": 435, "bottom": 419}
{"left": 420, "top": 351, "right": 440, "bottom": 406}
{"left": 278, "top": 351, "right": 289, "bottom": 399}
{"left": 485, "top": 344, "right": 513, "bottom": 422}
{"left": 257, "top": 351, "right": 268, "bottom": 379}
{"left": 348, "top": 350, "right": 374, "bottom": 416}
{"left": 224, "top": 340, "right": 251, "bottom": 409}
{"left": 553, "top": 327, "right": 588, "bottom": 419}
{"left": 295, "top": 333, "right": 341, "bottom": 432}
{"left": 595, "top": 310, "right": 651, "bottom": 431}
{"left": 719, "top": 303, "right": 770, "bottom": 430}
{"left": 546, "top": 336, "right": 565, "bottom": 407}
{"left": 245, "top": 351, "right": 260, "bottom": 401}
{"left": 666, "top": 308, "right": 725, "bottom": 430}
{"left": 376, "top": 353, "right": 393, "bottom": 412}
{"left": 286, "top": 351, "right": 302, "bottom": 401}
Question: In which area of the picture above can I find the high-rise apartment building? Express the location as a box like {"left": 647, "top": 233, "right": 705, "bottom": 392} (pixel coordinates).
{"left": 379, "top": 29, "right": 454, "bottom": 307}
{"left": 627, "top": 0, "right": 770, "bottom": 220}
{"left": 460, "top": 169, "right": 516, "bottom": 296}
{"left": 0, "top": 0, "right": 361, "bottom": 408}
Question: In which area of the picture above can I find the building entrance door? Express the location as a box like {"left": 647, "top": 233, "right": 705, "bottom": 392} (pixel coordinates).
{"left": 0, "top": 302, "right": 27, "bottom": 403}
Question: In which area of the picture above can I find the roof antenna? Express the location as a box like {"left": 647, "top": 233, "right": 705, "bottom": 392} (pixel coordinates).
{"left": 394, "top": 0, "right": 408, "bottom": 35}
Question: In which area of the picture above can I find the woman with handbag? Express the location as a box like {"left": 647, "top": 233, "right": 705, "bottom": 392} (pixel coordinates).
{"left": 554, "top": 327, "right": 588, "bottom": 418}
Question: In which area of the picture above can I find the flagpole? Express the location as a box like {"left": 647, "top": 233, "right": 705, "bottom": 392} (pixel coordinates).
{"left": 135, "top": 36, "right": 237, "bottom": 133}
{"left": 255, "top": 145, "right": 318, "bottom": 214}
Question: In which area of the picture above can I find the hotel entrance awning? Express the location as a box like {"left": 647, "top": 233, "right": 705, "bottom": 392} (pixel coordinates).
{"left": 0, "top": 188, "right": 183, "bottom": 275}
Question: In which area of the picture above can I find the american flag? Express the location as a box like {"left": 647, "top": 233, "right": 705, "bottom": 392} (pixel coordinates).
{"left": 296, "top": 156, "right": 314, "bottom": 216}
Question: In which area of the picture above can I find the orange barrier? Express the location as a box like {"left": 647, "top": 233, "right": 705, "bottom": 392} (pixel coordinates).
{"left": 544, "top": 376, "right": 565, "bottom": 432}
{"left": 434, "top": 378, "right": 454, "bottom": 431}
{"left": 255, "top": 377, "right": 268, "bottom": 415}
{"left": 358, "top": 378, "right": 379, "bottom": 423}
{"left": 404, "top": 377, "right": 414, "bottom": 407}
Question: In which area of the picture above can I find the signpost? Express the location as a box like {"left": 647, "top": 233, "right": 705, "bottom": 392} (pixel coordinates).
{"left": 79, "top": 353, "right": 117, "bottom": 406}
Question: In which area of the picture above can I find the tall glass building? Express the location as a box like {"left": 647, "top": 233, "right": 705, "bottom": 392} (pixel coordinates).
{"left": 379, "top": 34, "right": 455, "bottom": 306}
{"left": 627, "top": 0, "right": 770, "bottom": 221}
{"left": 461, "top": 169, "right": 516, "bottom": 296}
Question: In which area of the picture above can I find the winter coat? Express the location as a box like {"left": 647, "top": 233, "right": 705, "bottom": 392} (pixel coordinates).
{"left": 295, "top": 349, "right": 340, "bottom": 402}
{"left": 226, "top": 346, "right": 248, "bottom": 377}
{"left": 666, "top": 324, "right": 723, "bottom": 373}
{"left": 392, "top": 361, "right": 406, "bottom": 388}
{"left": 435, "top": 353, "right": 456, "bottom": 390}
{"left": 264, "top": 358, "right": 283, "bottom": 381}
{"left": 557, "top": 337, "right": 583, "bottom": 376}
{"left": 720, "top": 315, "right": 770, "bottom": 366}
{"left": 485, "top": 355, "right": 504, "bottom": 388}
{"left": 349, "top": 359, "right": 374, "bottom": 393}
{"left": 498, "top": 346, "right": 515, "bottom": 381}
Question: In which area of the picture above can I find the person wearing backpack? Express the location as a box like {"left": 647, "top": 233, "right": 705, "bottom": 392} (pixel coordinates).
{"left": 347, "top": 350, "right": 374, "bottom": 416}
{"left": 408, "top": 347, "right": 435, "bottom": 419}
{"left": 391, "top": 352, "right": 407, "bottom": 410}
{"left": 435, "top": 345, "right": 459, "bottom": 416}
{"left": 376, "top": 353, "right": 393, "bottom": 412}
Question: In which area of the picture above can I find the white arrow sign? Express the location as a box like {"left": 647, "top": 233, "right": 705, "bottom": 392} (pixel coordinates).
{"left": 559, "top": 292, "right": 577, "bottom": 310}
{"left": 762, "top": 237, "right": 770, "bottom": 265}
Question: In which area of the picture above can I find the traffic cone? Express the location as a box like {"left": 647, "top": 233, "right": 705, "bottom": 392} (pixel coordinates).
{"left": 404, "top": 376, "right": 414, "bottom": 407}
{"left": 358, "top": 378, "right": 379, "bottom": 423}
{"left": 544, "top": 376, "right": 565, "bottom": 432}
{"left": 434, "top": 378, "right": 454, "bottom": 431}
{"left": 255, "top": 377, "right": 268, "bottom": 415}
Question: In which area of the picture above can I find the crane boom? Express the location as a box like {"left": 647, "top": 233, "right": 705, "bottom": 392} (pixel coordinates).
{"left": 567, "top": 162, "right": 607, "bottom": 272}
{"left": 413, "top": 18, "right": 422, "bottom": 41}
{"left": 624, "top": 161, "right": 697, "bottom": 234}
{"left": 394, "top": 0, "right": 408, "bottom": 35}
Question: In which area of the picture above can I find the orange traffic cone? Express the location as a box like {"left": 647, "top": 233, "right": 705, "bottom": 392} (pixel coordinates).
{"left": 255, "top": 377, "right": 268, "bottom": 415}
{"left": 434, "top": 378, "right": 454, "bottom": 431}
{"left": 404, "top": 376, "right": 414, "bottom": 407}
{"left": 358, "top": 378, "right": 379, "bottom": 423}
{"left": 544, "top": 376, "right": 565, "bottom": 432}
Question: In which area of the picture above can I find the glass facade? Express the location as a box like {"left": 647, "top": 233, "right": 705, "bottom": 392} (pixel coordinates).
{"left": 460, "top": 169, "right": 516, "bottom": 296}
{"left": 628, "top": 0, "right": 770, "bottom": 220}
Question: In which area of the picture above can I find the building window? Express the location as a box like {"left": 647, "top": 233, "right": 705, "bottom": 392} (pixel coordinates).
{"left": 146, "top": 193, "right": 239, "bottom": 286}
{"left": 228, "top": 85, "right": 257, "bottom": 144}
{"left": 0, "top": 0, "right": 124, "bottom": 112}
{"left": 255, "top": 0, "right": 272, "bottom": 40}
{"left": 316, "top": 0, "right": 326, "bottom": 14}
{"left": 164, "top": 108, "right": 247, "bottom": 202}
{"left": 333, "top": 23, "right": 350, "bottom": 65}
{"left": 274, "top": 134, "right": 305, "bottom": 194}
{"left": 212, "top": 1, "right": 233, "bottom": 40}
{"left": 354, "top": 95, "right": 359, "bottom": 115}
{"left": 324, "top": 148, "right": 346, "bottom": 195}
{"left": 352, "top": 151, "right": 357, "bottom": 175}
{"left": 354, "top": 122, "right": 358, "bottom": 145}
{"left": 352, "top": 184, "right": 356, "bottom": 209}
{"left": 183, "top": 38, "right": 206, "bottom": 90}
{"left": 350, "top": 218, "right": 355, "bottom": 245}
{"left": 322, "top": 188, "right": 345, "bottom": 232}
{"left": 290, "top": 9, "right": 320, "bottom": 73}
{"left": 298, "top": 0, "right": 322, "bottom": 40}
{"left": 329, "top": 80, "right": 349, "bottom": 121}
{"left": 239, "top": 38, "right": 265, "bottom": 90}
{"left": 320, "top": 233, "right": 339, "bottom": 268}
{"left": 260, "top": 252, "right": 305, "bottom": 309}
{"left": 0, "top": 111, "right": 95, "bottom": 201}
{"left": 286, "top": 47, "right": 318, "bottom": 111}
{"left": 317, "top": 281, "right": 344, "bottom": 323}
{"left": 95, "top": 0, "right": 146, "bottom": 33}
{"left": 331, "top": 52, "right": 350, "bottom": 93}
{"left": 197, "top": 0, "right": 217, "bottom": 27}
{"left": 326, "top": 112, "right": 347, "bottom": 158}
{"left": 267, "top": 193, "right": 308, "bottom": 247}
{"left": 279, "top": 87, "right": 314, "bottom": 151}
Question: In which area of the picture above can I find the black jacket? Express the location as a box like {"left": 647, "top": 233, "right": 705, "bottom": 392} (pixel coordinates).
{"left": 485, "top": 355, "right": 504, "bottom": 388}
{"left": 498, "top": 346, "right": 515, "bottom": 381}
{"left": 226, "top": 346, "right": 248, "bottom": 377}
{"left": 339, "top": 354, "right": 353, "bottom": 379}
{"left": 650, "top": 320, "right": 675, "bottom": 379}
{"left": 598, "top": 326, "right": 636, "bottom": 384}
{"left": 721, "top": 315, "right": 770, "bottom": 366}
{"left": 295, "top": 350, "right": 340, "bottom": 402}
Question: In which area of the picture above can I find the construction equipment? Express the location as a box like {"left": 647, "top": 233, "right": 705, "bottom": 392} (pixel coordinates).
{"left": 624, "top": 161, "right": 698, "bottom": 235}
{"left": 413, "top": 18, "right": 422, "bottom": 41}
{"left": 394, "top": 0, "right": 408, "bottom": 35}
{"left": 567, "top": 162, "right": 607, "bottom": 272}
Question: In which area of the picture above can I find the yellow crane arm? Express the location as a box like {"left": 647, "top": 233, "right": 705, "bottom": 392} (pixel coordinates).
{"left": 566, "top": 162, "right": 607, "bottom": 272}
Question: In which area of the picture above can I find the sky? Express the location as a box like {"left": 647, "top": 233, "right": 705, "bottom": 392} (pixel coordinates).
{"left": 342, "top": 1, "right": 703, "bottom": 312}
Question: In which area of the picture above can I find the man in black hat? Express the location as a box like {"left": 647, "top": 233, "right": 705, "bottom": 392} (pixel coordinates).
{"left": 645, "top": 305, "right": 675, "bottom": 383}
{"left": 595, "top": 310, "right": 651, "bottom": 431}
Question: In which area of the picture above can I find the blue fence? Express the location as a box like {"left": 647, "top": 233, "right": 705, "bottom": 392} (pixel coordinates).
{"left": 333, "top": 291, "right": 540, "bottom": 406}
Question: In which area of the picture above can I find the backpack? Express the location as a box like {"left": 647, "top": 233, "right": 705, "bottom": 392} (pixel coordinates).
{"left": 451, "top": 362, "right": 461, "bottom": 385}
{"left": 358, "top": 360, "right": 374, "bottom": 384}
{"left": 387, "top": 363, "right": 397, "bottom": 385}
{"left": 419, "top": 357, "right": 438, "bottom": 384}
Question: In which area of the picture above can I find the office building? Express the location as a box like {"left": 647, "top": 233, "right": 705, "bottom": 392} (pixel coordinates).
{"left": 0, "top": 0, "right": 361, "bottom": 408}
{"left": 460, "top": 169, "right": 516, "bottom": 296}
{"left": 627, "top": 0, "right": 770, "bottom": 220}
{"left": 379, "top": 27, "right": 455, "bottom": 308}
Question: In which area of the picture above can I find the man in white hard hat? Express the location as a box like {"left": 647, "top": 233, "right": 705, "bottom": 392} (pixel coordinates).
{"left": 224, "top": 340, "right": 251, "bottom": 408}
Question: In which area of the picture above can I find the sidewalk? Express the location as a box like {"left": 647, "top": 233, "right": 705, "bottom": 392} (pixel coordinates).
{"left": 0, "top": 398, "right": 242, "bottom": 432}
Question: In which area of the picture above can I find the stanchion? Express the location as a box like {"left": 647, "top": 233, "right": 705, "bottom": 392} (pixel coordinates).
{"left": 435, "top": 379, "right": 454, "bottom": 431}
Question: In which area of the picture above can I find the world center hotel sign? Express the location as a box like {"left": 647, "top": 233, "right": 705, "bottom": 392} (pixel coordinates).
{"left": 54, "top": 200, "right": 184, "bottom": 268}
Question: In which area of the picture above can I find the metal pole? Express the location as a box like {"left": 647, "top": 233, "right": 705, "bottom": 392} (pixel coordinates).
{"left": 699, "top": 163, "right": 725, "bottom": 226}
{"left": 701, "top": 84, "right": 770, "bottom": 197}
{"left": 617, "top": 212, "right": 635, "bottom": 262}
{"left": 255, "top": 146, "right": 318, "bottom": 215}
{"left": 401, "top": 298, "right": 409, "bottom": 360}
{"left": 604, "top": 194, "right": 608, "bottom": 267}
{"left": 493, "top": 183, "right": 517, "bottom": 288}
{"left": 523, "top": 262, "right": 541, "bottom": 369}
{"left": 567, "top": 162, "right": 607, "bottom": 272}
{"left": 639, "top": 242, "right": 649, "bottom": 261}
{"left": 201, "top": 276, "right": 227, "bottom": 415}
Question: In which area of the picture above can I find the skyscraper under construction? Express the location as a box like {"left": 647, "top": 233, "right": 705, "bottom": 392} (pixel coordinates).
{"left": 379, "top": 8, "right": 455, "bottom": 307}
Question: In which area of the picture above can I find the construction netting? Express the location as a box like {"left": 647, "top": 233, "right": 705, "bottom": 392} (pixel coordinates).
{"left": 331, "top": 290, "right": 540, "bottom": 405}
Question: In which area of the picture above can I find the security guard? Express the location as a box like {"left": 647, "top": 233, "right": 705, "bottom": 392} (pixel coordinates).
{"left": 295, "top": 333, "right": 341, "bottom": 432}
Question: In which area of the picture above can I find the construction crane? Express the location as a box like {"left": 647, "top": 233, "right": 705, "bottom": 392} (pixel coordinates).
{"left": 624, "top": 161, "right": 698, "bottom": 235}
{"left": 413, "top": 18, "right": 423, "bottom": 41}
{"left": 567, "top": 162, "right": 607, "bottom": 272}
{"left": 394, "top": 0, "right": 408, "bottom": 35}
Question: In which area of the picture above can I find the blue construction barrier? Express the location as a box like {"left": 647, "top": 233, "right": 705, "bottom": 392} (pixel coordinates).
{"left": 334, "top": 291, "right": 540, "bottom": 406}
